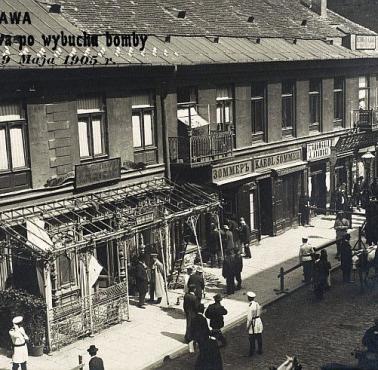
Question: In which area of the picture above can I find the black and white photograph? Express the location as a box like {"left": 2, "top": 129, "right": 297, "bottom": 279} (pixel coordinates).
{"left": 0, "top": 0, "right": 378, "bottom": 369}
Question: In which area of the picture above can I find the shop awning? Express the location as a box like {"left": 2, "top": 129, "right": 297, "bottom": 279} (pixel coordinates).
{"left": 177, "top": 107, "right": 209, "bottom": 128}
{"left": 335, "top": 130, "right": 378, "bottom": 154}
{"left": 0, "top": 178, "right": 219, "bottom": 259}
{"left": 212, "top": 172, "right": 260, "bottom": 186}
{"left": 271, "top": 161, "right": 307, "bottom": 177}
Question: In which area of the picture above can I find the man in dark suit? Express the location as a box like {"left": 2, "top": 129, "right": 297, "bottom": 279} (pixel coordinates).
{"left": 205, "top": 294, "right": 228, "bottom": 347}
{"left": 135, "top": 256, "right": 149, "bottom": 308}
{"left": 191, "top": 303, "right": 210, "bottom": 350}
{"left": 222, "top": 250, "right": 235, "bottom": 295}
{"left": 183, "top": 284, "right": 199, "bottom": 343}
{"left": 87, "top": 345, "right": 105, "bottom": 370}
{"left": 233, "top": 248, "right": 243, "bottom": 290}
{"left": 188, "top": 267, "right": 205, "bottom": 301}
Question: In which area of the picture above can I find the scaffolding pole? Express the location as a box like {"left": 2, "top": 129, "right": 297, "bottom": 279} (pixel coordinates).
{"left": 159, "top": 227, "right": 170, "bottom": 306}
{"left": 215, "top": 214, "right": 224, "bottom": 260}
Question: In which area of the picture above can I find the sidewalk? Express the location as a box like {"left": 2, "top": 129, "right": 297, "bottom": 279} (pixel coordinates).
{"left": 0, "top": 213, "right": 364, "bottom": 370}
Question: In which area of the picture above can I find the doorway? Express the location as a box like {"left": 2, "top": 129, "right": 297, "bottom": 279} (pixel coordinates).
{"left": 258, "top": 178, "right": 273, "bottom": 236}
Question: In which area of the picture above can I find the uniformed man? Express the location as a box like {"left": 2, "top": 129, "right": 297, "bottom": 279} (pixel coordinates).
{"left": 246, "top": 291, "right": 263, "bottom": 356}
{"left": 9, "top": 316, "right": 29, "bottom": 370}
{"left": 299, "top": 237, "right": 314, "bottom": 283}
{"left": 87, "top": 345, "right": 105, "bottom": 370}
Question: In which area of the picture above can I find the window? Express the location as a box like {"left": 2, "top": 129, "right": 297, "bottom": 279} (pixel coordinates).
{"left": 77, "top": 96, "right": 107, "bottom": 160}
{"left": 333, "top": 78, "right": 344, "bottom": 128}
{"left": 251, "top": 82, "right": 266, "bottom": 140}
{"left": 216, "top": 86, "right": 233, "bottom": 132}
{"left": 282, "top": 80, "right": 295, "bottom": 136}
{"left": 358, "top": 76, "right": 369, "bottom": 110}
{"left": 0, "top": 102, "right": 28, "bottom": 172}
{"left": 132, "top": 92, "right": 155, "bottom": 149}
{"left": 177, "top": 86, "right": 198, "bottom": 128}
{"left": 309, "top": 79, "right": 321, "bottom": 131}
{"left": 57, "top": 253, "right": 76, "bottom": 287}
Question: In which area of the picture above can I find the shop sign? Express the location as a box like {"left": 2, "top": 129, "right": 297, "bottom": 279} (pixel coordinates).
{"left": 136, "top": 212, "right": 154, "bottom": 226}
{"left": 253, "top": 149, "right": 302, "bottom": 172}
{"left": 75, "top": 157, "right": 121, "bottom": 189}
{"left": 212, "top": 160, "right": 253, "bottom": 182}
{"left": 355, "top": 35, "right": 376, "bottom": 50}
{"left": 306, "top": 139, "right": 332, "bottom": 161}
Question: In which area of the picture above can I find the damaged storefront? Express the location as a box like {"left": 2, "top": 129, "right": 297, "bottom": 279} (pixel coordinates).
{"left": 0, "top": 177, "right": 219, "bottom": 352}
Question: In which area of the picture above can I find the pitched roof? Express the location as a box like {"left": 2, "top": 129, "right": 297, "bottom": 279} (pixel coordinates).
{"left": 57, "top": 0, "right": 376, "bottom": 38}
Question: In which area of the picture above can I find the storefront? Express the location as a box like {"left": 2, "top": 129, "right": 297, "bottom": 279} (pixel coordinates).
{"left": 306, "top": 139, "right": 333, "bottom": 209}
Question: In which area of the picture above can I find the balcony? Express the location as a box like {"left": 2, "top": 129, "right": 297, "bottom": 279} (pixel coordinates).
{"left": 353, "top": 109, "right": 378, "bottom": 132}
{"left": 169, "top": 131, "right": 234, "bottom": 167}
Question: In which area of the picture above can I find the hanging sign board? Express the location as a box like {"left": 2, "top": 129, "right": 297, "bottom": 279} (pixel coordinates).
{"left": 306, "top": 139, "right": 333, "bottom": 161}
{"left": 75, "top": 157, "right": 121, "bottom": 189}
{"left": 355, "top": 35, "right": 376, "bottom": 50}
{"left": 136, "top": 212, "right": 154, "bottom": 226}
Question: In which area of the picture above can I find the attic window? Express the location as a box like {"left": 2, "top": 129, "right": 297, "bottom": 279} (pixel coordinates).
{"left": 49, "top": 4, "right": 62, "bottom": 13}
{"left": 177, "top": 10, "right": 186, "bottom": 19}
{"left": 247, "top": 16, "right": 254, "bottom": 23}
{"left": 301, "top": 19, "right": 307, "bottom": 26}
{"left": 165, "top": 35, "right": 171, "bottom": 43}
{"left": 208, "top": 36, "right": 219, "bottom": 43}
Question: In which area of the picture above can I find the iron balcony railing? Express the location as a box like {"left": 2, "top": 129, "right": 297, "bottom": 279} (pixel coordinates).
{"left": 353, "top": 109, "right": 378, "bottom": 131}
{"left": 169, "top": 131, "right": 233, "bottom": 167}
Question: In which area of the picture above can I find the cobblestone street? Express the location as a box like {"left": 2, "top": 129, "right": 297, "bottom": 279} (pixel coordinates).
{"left": 158, "top": 269, "right": 378, "bottom": 370}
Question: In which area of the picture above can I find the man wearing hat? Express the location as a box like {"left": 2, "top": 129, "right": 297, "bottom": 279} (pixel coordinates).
{"left": 299, "top": 236, "right": 314, "bottom": 283}
{"left": 239, "top": 217, "right": 251, "bottom": 259}
{"left": 87, "top": 345, "right": 105, "bottom": 370}
{"left": 246, "top": 292, "right": 263, "bottom": 356}
{"left": 191, "top": 303, "right": 210, "bottom": 350}
{"left": 188, "top": 266, "right": 205, "bottom": 302}
{"left": 9, "top": 316, "right": 29, "bottom": 370}
{"left": 183, "top": 265, "right": 194, "bottom": 294}
{"left": 205, "top": 293, "right": 228, "bottom": 347}
{"left": 183, "top": 284, "right": 199, "bottom": 343}
{"left": 221, "top": 224, "right": 234, "bottom": 253}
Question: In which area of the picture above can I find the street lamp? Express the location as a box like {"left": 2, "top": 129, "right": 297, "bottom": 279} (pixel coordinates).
{"left": 361, "top": 151, "right": 375, "bottom": 185}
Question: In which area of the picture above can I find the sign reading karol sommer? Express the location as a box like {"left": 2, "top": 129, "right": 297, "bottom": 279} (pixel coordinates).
{"left": 254, "top": 149, "right": 302, "bottom": 171}
{"left": 212, "top": 160, "right": 253, "bottom": 182}
{"left": 75, "top": 158, "right": 121, "bottom": 189}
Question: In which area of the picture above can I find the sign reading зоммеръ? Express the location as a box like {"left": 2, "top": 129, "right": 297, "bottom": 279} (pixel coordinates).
{"left": 254, "top": 149, "right": 302, "bottom": 171}
{"left": 75, "top": 158, "right": 121, "bottom": 189}
{"left": 212, "top": 160, "right": 253, "bottom": 182}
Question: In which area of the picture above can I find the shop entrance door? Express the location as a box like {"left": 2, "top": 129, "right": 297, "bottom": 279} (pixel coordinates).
{"left": 259, "top": 178, "right": 273, "bottom": 236}
{"left": 311, "top": 171, "right": 327, "bottom": 209}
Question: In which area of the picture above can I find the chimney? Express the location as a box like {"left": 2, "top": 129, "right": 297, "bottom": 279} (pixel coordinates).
{"left": 311, "top": 0, "right": 327, "bottom": 17}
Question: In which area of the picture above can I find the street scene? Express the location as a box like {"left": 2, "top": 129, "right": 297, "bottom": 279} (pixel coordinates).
{"left": 1, "top": 0, "right": 378, "bottom": 370}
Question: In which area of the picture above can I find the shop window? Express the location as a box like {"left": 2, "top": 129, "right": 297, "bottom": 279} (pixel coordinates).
{"left": 358, "top": 76, "right": 369, "bottom": 110}
{"left": 281, "top": 80, "right": 295, "bottom": 136}
{"left": 57, "top": 253, "right": 77, "bottom": 288}
{"left": 251, "top": 82, "right": 266, "bottom": 142}
{"left": 77, "top": 96, "right": 107, "bottom": 160}
{"left": 216, "top": 86, "right": 233, "bottom": 132}
{"left": 309, "top": 79, "right": 321, "bottom": 132}
{"left": 132, "top": 92, "right": 157, "bottom": 165}
{"left": 333, "top": 77, "right": 345, "bottom": 128}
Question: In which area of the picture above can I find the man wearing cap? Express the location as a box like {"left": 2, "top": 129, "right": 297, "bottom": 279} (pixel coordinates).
{"left": 205, "top": 293, "right": 228, "bottom": 347}
{"left": 184, "top": 284, "right": 199, "bottom": 343}
{"left": 191, "top": 303, "right": 211, "bottom": 350}
{"left": 246, "top": 292, "right": 263, "bottom": 356}
{"left": 135, "top": 255, "right": 149, "bottom": 308}
{"left": 188, "top": 266, "right": 205, "bottom": 302}
{"left": 221, "top": 224, "right": 234, "bottom": 254}
{"left": 9, "top": 316, "right": 29, "bottom": 370}
{"left": 87, "top": 345, "right": 105, "bottom": 370}
{"left": 239, "top": 217, "right": 251, "bottom": 259}
{"left": 149, "top": 254, "right": 165, "bottom": 304}
{"left": 299, "top": 237, "right": 314, "bottom": 283}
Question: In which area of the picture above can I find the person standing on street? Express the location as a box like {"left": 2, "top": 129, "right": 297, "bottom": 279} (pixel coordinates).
{"left": 195, "top": 335, "right": 224, "bottom": 370}
{"left": 149, "top": 253, "right": 165, "bottom": 304}
{"left": 334, "top": 211, "right": 350, "bottom": 260}
{"left": 184, "top": 284, "right": 200, "bottom": 343}
{"left": 222, "top": 249, "right": 235, "bottom": 295}
{"left": 208, "top": 223, "right": 222, "bottom": 268}
{"left": 299, "top": 237, "right": 314, "bottom": 283}
{"left": 239, "top": 217, "right": 251, "bottom": 259}
{"left": 184, "top": 265, "right": 194, "bottom": 294}
{"left": 188, "top": 266, "right": 205, "bottom": 302}
{"left": 9, "top": 316, "right": 29, "bottom": 370}
{"left": 205, "top": 293, "right": 228, "bottom": 347}
{"left": 246, "top": 291, "right": 263, "bottom": 356}
{"left": 353, "top": 177, "right": 364, "bottom": 210}
{"left": 221, "top": 225, "right": 234, "bottom": 254}
{"left": 233, "top": 248, "right": 243, "bottom": 290}
{"left": 191, "top": 303, "right": 211, "bottom": 350}
{"left": 87, "top": 345, "right": 105, "bottom": 370}
{"left": 362, "top": 318, "right": 378, "bottom": 354}
{"left": 340, "top": 234, "right": 353, "bottom": 283}
{"left": 135, "top": 256, "right": 150, "bottom": 308}
{"left": 313, "top": 250, "right": 331, "bottom": 300}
